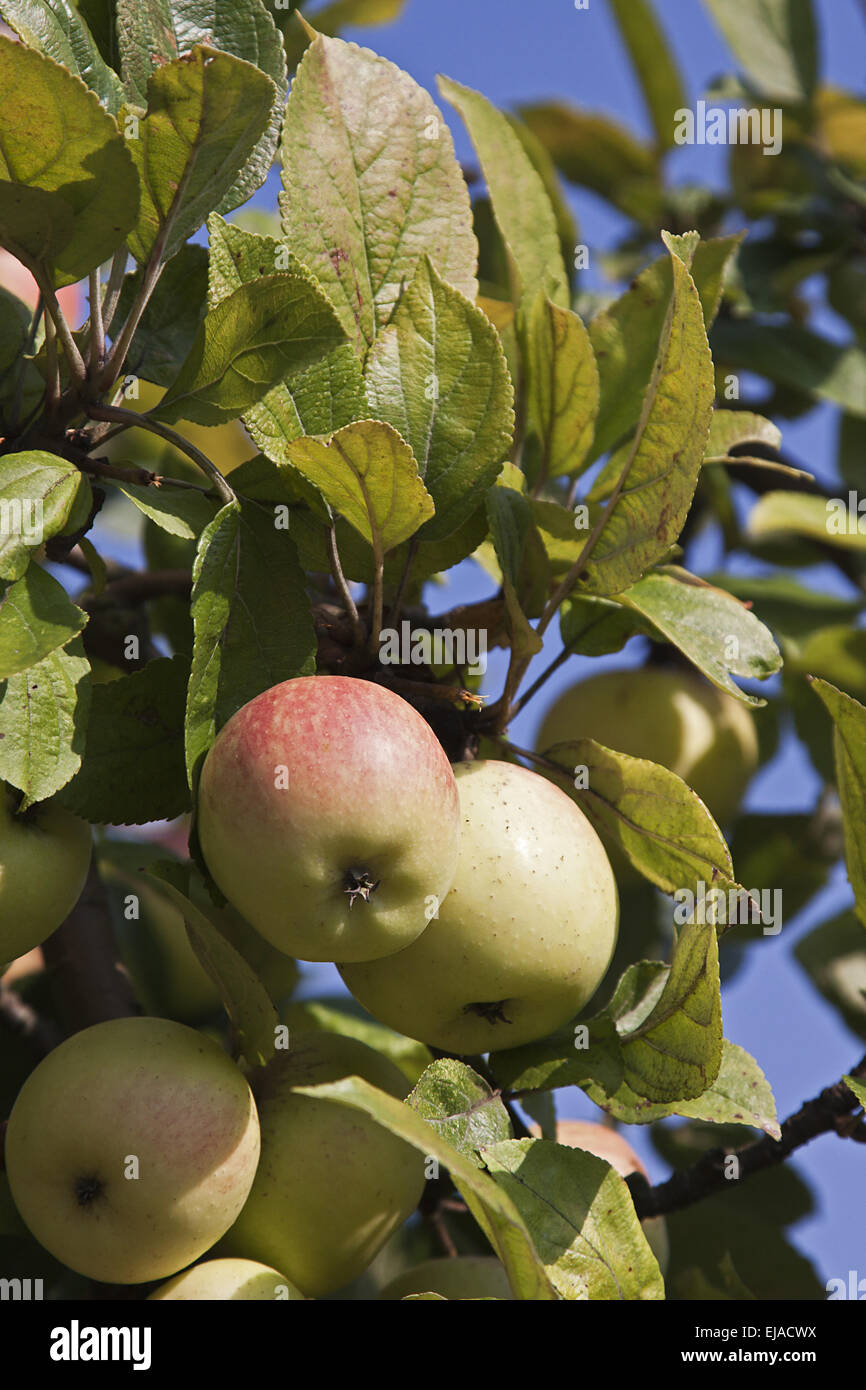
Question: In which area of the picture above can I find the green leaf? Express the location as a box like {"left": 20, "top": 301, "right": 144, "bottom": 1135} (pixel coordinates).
{"left": 609, "top": 0, "right": 687, "bottom": 151}
{"left": 747, "top": 490, "right": 866, "bottom": 552}
{"left": 439, "top": 75, "right": 567, "bottom": 308}
{"left": 706, "top": 571, "right": 863, "bottom": 647}
{"left": 482, "top": 1137, "right": 664, "bottom": 1300}
{"left": 109, "top": 479, "right": 217, "bottom": 539}
{"left": 0, "top": 285, "right": 42, "bottom": 429}
{"left": 618, "top": 565, "right": 782, "bottom": 702}
{"left": 0, "top": 37, "right": 138, "bottom": 284}
{"left": 56, "top": 655, "right": 190, "bottom": 824}
{"left": 485, "top": 486, "right": 545, "bottom": 660}
{"left": 295, "top": 1074, "right": 557, "bottom": 1300}
{"left": 280, "top": 35, "right": 477, "bottom": 350}
{"left": 704, "top": 0, "right": 818, "bottom": 104}
{"left": 705, "top": 408, "right": 782, "bottom": 459}
{"left": 795, "top": 912, "right": 866, "bottom": 1042}
{"left": 115, "top": 244, "right": 209, "bottom": 388}
{"left": 2, "top": 0, "right": 125, "bottom": 113}
{"left": 518, "top": 102, "right": 662, "bottom": 224}
{"left": 116, "top": 0, "right": 286, "bottom": 213}
{"left": 558, "top": 594, "right": 638, "bottom": 657}
{"left": 590, "top": 234, "right": 741, "bottom": 461}
{"left": 126, "top": 46, "right": 276, "bottom": 265}
{"left": 185, "top": 498, "right": 315, "bottom": 786}
{"left": 365, "top": 255, "right": 514, "bottom": 541}
{"left": 844, "top": 1075, "right": 866, "bottom": 1109}
{"left": 154, "top": 272, "right": 346, "bottom": 426}
{"left": 281, "top": 420, "right": 434, "bottom": 553}
{"left": 75, "top": 0, "right": 120, "bottom": 70}
{"left": 540, "top": 739, "right": 735, "bottom": 894}
{"left": 522, "top": 292, "right": 598, "bottom": 482}
{"left": 407, "top": 1060, "right": 512, "bottom": 1167}
{"left": 0, "top": 632, "right": 90, "bottom": 806}
{"left": 280, "top": 998, "right": 432, "bottom": 1086}
{"left": 0, "top": 452, "right": 90, "bottom": 581}
{"left": 489, "top": 1014, "right": 625, "bottom": 1101}
{"left": 670, "top": 1039, "right": 779, "bottom": 1137}
{"left": 711, "top": 321, "right": 866, "bottom": 418}
{"left": 577, "top": 234, "right": 715, "bottom": 595}
{"left": 811, "top": 679, "right": 866, "bottom": 925}
{"left": 145, "top": 858, "right": 279, "bottom": 1068}
{"left": 0, "top": 564, "right": 86, "bottom": 679}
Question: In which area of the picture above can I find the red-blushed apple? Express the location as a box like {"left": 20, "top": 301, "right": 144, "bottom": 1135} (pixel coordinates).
{"left": 537, "top": 667, "right": 758, "bottom": 827}
{"left": 4, "top": 1017, "right": 261, "bottom": 1284}
{"left": 0, "top": 783, "right": 92, "bottom": 967}
{"left": 378, "top": 1255, "right": 513, "bottom": 1300}
{"left": 219, "top": 1032, "right": 426, "bottom": 1296}
{"left": 339, "top": 760, "right": 619, "bottom": 1054}
{"left": 529, "top": 1120, "right": 668, "bottom": 1272}
{"left": 148, "top": 1257, "right": 305, "bottom": 1300}
{"left": 196, "top": 676, "right": 461, "bottom": 963}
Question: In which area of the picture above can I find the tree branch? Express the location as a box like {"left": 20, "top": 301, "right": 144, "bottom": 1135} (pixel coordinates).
{"left": 86, "top": 404, "right": 235, "bottom": 505}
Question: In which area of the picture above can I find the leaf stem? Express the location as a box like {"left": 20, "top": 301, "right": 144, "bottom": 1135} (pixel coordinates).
{"left": 32, "top": 265, "right": 87, "bottom": 387}
{"left": 101, "top": 247, "right": 129, "bottom": 336}
{"left": 89, "top": 268, "right": 105, "bottom": 373}
{"left": 326, "top": 521, "right": 365, "bottom": 646}
{"left": 85, "top": 404, "right": 236, "bottom": 505}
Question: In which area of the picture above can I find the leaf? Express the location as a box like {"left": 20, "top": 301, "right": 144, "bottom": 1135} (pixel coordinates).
{"left": 185, "top": 499, "right": 315, "bottom": 786}
{"left": 277, "top": 0, "right": 407, "bottom": 67}
{"left": 618, "top": 565, "right": 782, "bottom": 702}
{"left": 671, "top": 1040, "right": 779, "bottom": 1137}
{"left": 705, "top": 408, "right": 782, "bottom": 458}
{"left": 0, "top": 633, "right": 90, "bottom": 806}
{"left": 522, "top": 292, "right": 598, "bottom": 482}
{"left": 811, "top": 679, "right": 866, "bottom": 925}
{"left": 844, "top": 1075, "right": 866, "bottom": 1109}
{"left": 711, "top": 321, "right": 866, "bottom": 418}
{"left": 489, "top": 1014, "right": 626, "bottom": 1101}
{"left": 116, "top": 0, "right": 286, "bottom": 213}
{"left": 295, "top": 1074, "right": 557, "bottom": 1300}
{"left": 0, "top": 564, "right": 86, "bottom": 679}
{"left": 439, "top": 75, "right": 567, "bottom": 308}
{"left": 704, "top": 0, "right": 818, "bottom": 104}
{"left": 795, "top": 911, "right": 866, "bottom": 1042}
{"left": 1, "top": 0, "right": 125, "bottom": 113}
{"left": 517, "top": 102, "right": 662, "bottom": 224}
{"left": 747, "top": 490, "right": 866, "bottom": 552}
{"left": 0, "top": 37, "right": 138, "bottom": 284}
{"left": 280, "top": 998, "right": 432, "bottom": 1085}
{"left": 0, "top": 453, "right": 91, "bottom": 580}
{"left": 558, "top": 594, "right": 637, "bottom": 657}
{"left": 485, "top": 486, "right": 545, "bottom": 660}
{"left": 125, "top": 46, "right": 276, "bottom": 265}
{"left": 109, "top": 479, "right": 217, "bottom": 539}
{"left": 145, "top": 858, "right": 279, "bottom": 1067}
{"left": 590, "top": 234, "right": 741, "bottom": 460}
{"left": 56, "top": 655, "right": 190, "bottom": 824}
{"left": 281, "top": 420, "right": 434, "bottom": 553}
{"left": 482, "top": 1138, "right": 664, "bottom": 1300}
{"left": 0, "top": 285, "right": 43, "bottom": 428}
{"left": 608, "top": 0, "right": 687, "bottom": 151}
{"left": 115, "top": 244, "right": 209, "bottom": 387}
{"left": 154, "top": 272, "right": 346, "bottom": 426}
{"left": 365, "top": 255, "right": 514, "bottom": 540}
{"left": 407, "top": 1060, "right": 512, "bottom": 1167}
{"left": 577, "top": 233, "right": 715, "bottom": 595}
{"left": 540, "top": 739, "right": 735, "bottom": 895}
{"left": 280, "top": 35, "right": 477, "bottom": 351}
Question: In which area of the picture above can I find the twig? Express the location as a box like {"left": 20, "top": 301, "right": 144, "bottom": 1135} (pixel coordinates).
{"left": 86, "top": 404, "right": 235, "bottom": 505}
{"left": 101, "top": 247, "right": 128, "bottom": 336}
{"left": 97, "top": 568, "right": 192, "bottom": 605}
{"left": 388, "top": 536, "right": 420, "bottom": 630}
{"left": 78, "top": 455, "right": 216, "bottom": 494}
{"left": 626, "top": 1054, "right": 866, "bottom": 1221}
{"left": 31, "top": 264, "right": 87, "bottom": 386}
{"left": 89, "top": 268, "right": 105, "bottom": 373}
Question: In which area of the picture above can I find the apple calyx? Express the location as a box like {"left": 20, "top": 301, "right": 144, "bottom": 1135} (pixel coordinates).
{"left": 464, "top": 1000, "right": 512, "bottom": 1026}
{"left": 75, "top": 1174, "right": 105, "bottom": 1208}
{"left": 343, "top": 869, "right": 381, "bottom": 909}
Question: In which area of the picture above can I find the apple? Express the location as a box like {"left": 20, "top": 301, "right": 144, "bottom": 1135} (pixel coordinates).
{"left": 0, "top": 783, "right": 92, "bottom": 967}
{"left": 537, "top": 667, "right": 758, "bottom": 827}
{"left": 196, "top": 676, "right": 462, "bottom": 963}
{"left": 530, "top": 1120, "right": 668, "bottom": 1273}
{"left": 4, "top": 1017, "right": 261, "bottom": 1284}
{"left": 220, "top": 1032, "right": 426, "bottom": 1296}
{"left": 339, "top": 760, "right": 619, "bottom": 1054}
{"left": 148, "top": 1257, "right": 304, "bottom": 1301}
{"left": 378, "top": 1256, "right": 513, "bottom": 1300}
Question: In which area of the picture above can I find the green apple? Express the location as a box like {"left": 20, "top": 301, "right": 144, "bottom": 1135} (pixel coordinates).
{"left": 220, "top": 1032, "right": 426, "bottom": 1296}
{"left": 339, "top": 760, "right": 619, "bottom": 1054}
{"left": 148, "top": 1257, "right": 304, "bottom": 1301}
{"left": 0, "top": 783, "right": 92, "bottom": 966}
{"left": 537, "top": 667, "right": 758, "bottom": 827}
{"left": 4, "top": 1017, "right": 261, "bottom": 1284}
{"left": 197, "top": 676, "right": 462, "bottom": 963}
{"left": 379, "top": 1256, "right": 513, "bottom": 1300}
{"left": 532, "top": 1120, "right": 668, "bottom": 1274}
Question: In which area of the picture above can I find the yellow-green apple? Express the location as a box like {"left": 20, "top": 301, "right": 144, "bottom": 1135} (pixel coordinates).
{"left": 530, "top": 1120, "right": 668, "bottom": 1272}
{"left": 339, "top": 760, "right": 619, "bottom": 1054}
{"left": 148, "top": 1257, "right": 304, "bottom": 1301}
{"left": 220, "top": 1032, "right": 426, "bottom": 1296}
{"left": 537, "top": 667, "right": 758, "bottom": 827}
{"left": 196, "top": 676, "right": 461, "bottom": 963}
{"left": 0, "top": 783, "right": 92, "bottom": 966}
{"left": 4, "top": 1017, "right": 261, "bottom": 1284}
{"left": 379, "top": 1256, "right": 513, "bottom": 1300}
